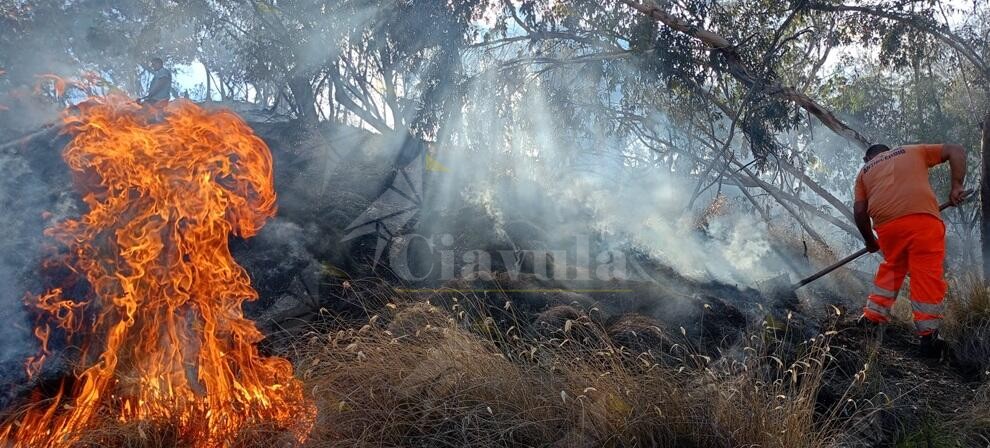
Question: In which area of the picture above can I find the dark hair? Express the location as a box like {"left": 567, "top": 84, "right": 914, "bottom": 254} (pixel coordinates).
{"left": 151, "top": 57, "right": 163, "bottom": 66}
{"left": 864, "top": 144, "right": 890, "bottom": 162}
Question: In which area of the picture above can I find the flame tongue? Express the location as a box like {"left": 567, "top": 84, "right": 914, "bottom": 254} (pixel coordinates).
{"left": 3, "top": 95, "right": 314, "bottom": 446}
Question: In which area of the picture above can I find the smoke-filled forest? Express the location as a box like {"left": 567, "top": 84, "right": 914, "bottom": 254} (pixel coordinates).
{"left": 0, "top": 0, "right": 989, "bottom": 447}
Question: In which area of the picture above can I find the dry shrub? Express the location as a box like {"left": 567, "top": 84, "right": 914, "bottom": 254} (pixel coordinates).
{"left": 955, "top": 383, "right": 990, "bottom": 446}
{"left": 297, "top": 304, "right": 632, "bottom": 447}
{"left": 534, "top": 304, "right": 583, "bottom": 330}
{"left": 10, "top": 296, "right": 872, "bottom": 447}
{"left": 0, "top": 401, "right": 303, "bottom": 448}
{"left": 292, "top": 299, "right": 859, "bottom": 448}
{"left": 945, "top": 275, "right": 990, "bottom": 380}
{"left": 692, "top": 194, "right": 729, "bottom": 229}
{"left": 386, "top": 301, "right": 450, "bottom": 337}
{"left": 690, "top": 322, "right": 874, "bottom": 448}
{"left": 67, "top": 418, "right": 296, "bottom": 448}
{"left": 69, "top": 418, "right": 184, "bottom": 448}
{"left": 606, "top": 314, "right": 669, "bottom": 355}
{"left": 766, "top": 225, "right": 838, "bottom": 267}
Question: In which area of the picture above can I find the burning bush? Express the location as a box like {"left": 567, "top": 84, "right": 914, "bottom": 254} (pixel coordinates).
{"left": 1, "top": 95, "right": 314, "bottom": 447}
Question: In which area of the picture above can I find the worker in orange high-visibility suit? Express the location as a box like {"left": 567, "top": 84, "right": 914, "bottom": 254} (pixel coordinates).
{"left": 853, "top": 143, "right": 967, "bottom": 356}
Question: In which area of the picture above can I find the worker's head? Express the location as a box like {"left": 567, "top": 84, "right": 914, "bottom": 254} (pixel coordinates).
{"left": 864, "top": 144, "right": 891, "bottom": 162}
{"left": 150, "top": 57, "right": 164, "bottom": 70}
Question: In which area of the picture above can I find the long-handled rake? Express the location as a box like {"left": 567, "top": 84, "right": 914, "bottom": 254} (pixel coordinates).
{"left": 760, "top": 190, "right": 975, "bottom": 301}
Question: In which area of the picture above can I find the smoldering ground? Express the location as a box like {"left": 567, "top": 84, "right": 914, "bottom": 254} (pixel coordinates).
{"left": 0, "top": 49, "right": 849, "bottom": 408}
{"left": 0, "top": 132, "right": 73, "bottom": 405}
{"left": 0, "top": 0, "right": 878, "bottom": 418}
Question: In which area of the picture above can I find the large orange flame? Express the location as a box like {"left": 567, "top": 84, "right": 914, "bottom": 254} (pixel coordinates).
{"left": 1, "top": 94, "right": 314, "bottom": 446}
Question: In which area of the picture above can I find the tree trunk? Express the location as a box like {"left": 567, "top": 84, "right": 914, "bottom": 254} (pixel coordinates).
{"left": 288, "top": 74, "right": 318, "bottom": 125}
{"left": 204, "top": 61, "right": 211, "bottom": 101}
{"left": 981, "top": 112, "right": 990, "bottom": 279}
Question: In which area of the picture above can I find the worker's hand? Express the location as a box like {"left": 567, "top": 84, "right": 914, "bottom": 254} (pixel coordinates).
{"left": 865, "top": 238, "right": 880, "bottom": 254}
{"left": 949, "top": 185, "right": 967, "bottom": 206}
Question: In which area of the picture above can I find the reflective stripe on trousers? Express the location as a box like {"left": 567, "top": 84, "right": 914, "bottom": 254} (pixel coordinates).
{"left": 862, "top": 214, "right": 946, "bottom": 335}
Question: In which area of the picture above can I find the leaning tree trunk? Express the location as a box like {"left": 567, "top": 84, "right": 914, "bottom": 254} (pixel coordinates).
{"left": 981, "top": 112, "right": 990, "bottom": 279}
{"left": 287, "top": 74, "right": 318, "bottom": 125}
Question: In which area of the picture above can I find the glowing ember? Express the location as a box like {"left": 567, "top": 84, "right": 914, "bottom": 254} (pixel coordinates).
{"left": 1, "top": 94, "right": 314, "bottom": 446}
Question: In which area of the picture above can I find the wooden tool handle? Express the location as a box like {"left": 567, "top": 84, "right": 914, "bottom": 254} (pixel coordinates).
{"left": 793, "top": 189, "right": 974, "bottom": 290}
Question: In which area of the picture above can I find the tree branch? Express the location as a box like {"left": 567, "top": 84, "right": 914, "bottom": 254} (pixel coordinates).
{"left": 807, "top": 2, "right": 990, "bottom": 80}
{"left": 619, "top": 0, "right": 872, "bottom": 149}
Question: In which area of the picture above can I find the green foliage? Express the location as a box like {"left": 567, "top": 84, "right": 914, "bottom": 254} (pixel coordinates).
{"left": 1, "top": 0, "right": 989, "bottom": 262}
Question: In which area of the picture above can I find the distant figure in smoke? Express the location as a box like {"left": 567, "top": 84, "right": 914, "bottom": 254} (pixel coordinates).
{"left": 139, "top": 57, "right": 171, "bottom": 117}
{"left": 853, "top": 143, "right": 967, "bottom": 356}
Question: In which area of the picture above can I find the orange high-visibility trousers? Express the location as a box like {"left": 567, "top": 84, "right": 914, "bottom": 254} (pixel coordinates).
{"left": 862, "top": 213, "right": 946, "bottom": 335}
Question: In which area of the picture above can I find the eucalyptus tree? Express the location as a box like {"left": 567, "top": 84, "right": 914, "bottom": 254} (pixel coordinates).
{"left": 0, "top": 0, "right": 203, "bottom": 92}
{"left": 197, "top": 0, "right": 491, "bottom": 134}
{"left": 483, "top": 0, "right": 989, "bottom": 270}
{"left": 5, "top": 0, "right": 987, "bottom": 273}
{"left": 0, "top": 0, "right": 204, "bottom": 134}
{"left": 467, "top": 0, "right": 870, "bottom": 246}
{"left": 805, "top": 0, "right": 990, "bottom": 274}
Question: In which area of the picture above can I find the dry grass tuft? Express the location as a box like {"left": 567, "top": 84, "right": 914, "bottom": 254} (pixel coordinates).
{"left": 959, "top": 383, "right": 990, "bottom": 445}
{"left": 70, "top": 418, "right": 184, "bottom": 447}
{"left": 290, "top": 297, "right": 861, "bottom": 448}
{"left": 4, "top": 293, "right": 883, "bottom": 448}
{"left": 945, "top": 275, "right": 990, "bottom": 380}
{"left": 606, "top": 314, "right": 670, "bottom": 355}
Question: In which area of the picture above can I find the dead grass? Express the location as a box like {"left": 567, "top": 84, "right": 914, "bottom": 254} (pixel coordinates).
{"left": 944, "top": 275, "right": 990, "bottom": 381}
{"left": 286, "top": 295, "right": 866, "bottom": 448}
{"left": 5, "top": 292, "right": 885, "bottom": 448}
{"left": 957, "top": 383, "right": 990, "bottom": 446}
{"left": 253, "top": 275, "right": 986, "bottom": 448}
